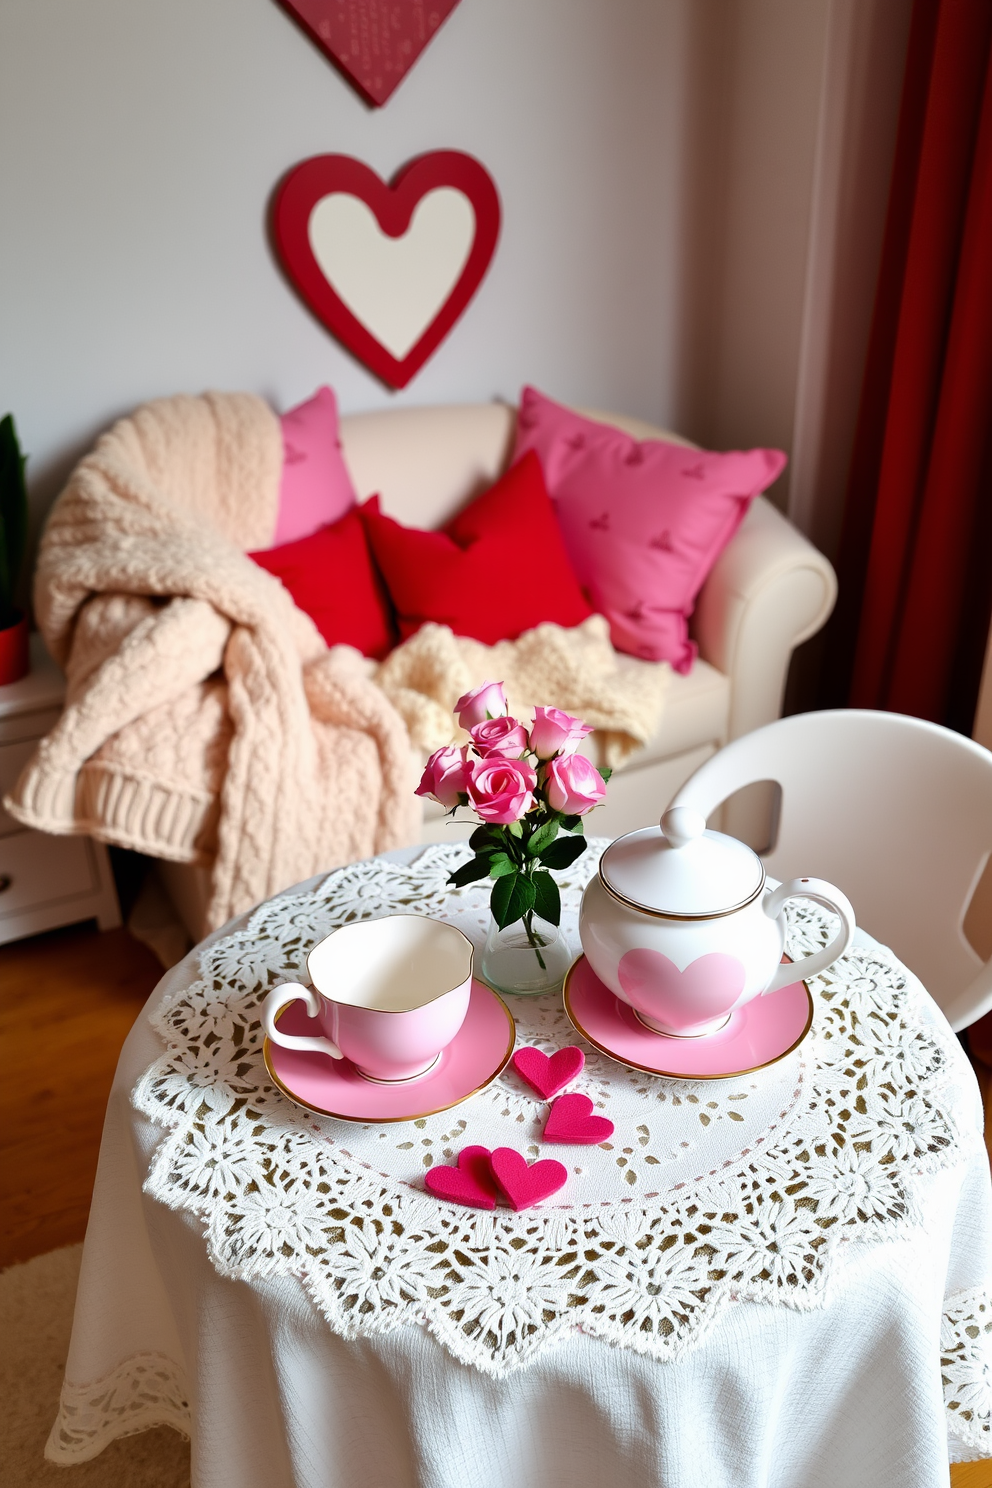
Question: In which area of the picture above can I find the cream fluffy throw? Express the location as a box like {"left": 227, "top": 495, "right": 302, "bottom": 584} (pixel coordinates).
{"left": 4, "top": 393, "right": 418, "bottom": 931}
{"left": 377, "top": 616, "right": 670, "bottom": 768}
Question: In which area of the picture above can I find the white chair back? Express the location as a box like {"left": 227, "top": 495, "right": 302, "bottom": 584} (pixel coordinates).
{"left": 670, "top": 709, "right": 992, "bottom": 1031}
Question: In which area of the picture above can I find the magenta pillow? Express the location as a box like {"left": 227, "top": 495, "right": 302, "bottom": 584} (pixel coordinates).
{"left": 272, "top": 386, "right": 357, "bottom": 547}
{"left": 512, "top": 386, "right": 787, "bottom": 672}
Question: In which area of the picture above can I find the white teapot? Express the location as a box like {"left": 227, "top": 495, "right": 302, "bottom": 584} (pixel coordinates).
{"left": 578, "top": 807, "right": 855, "bottom": 1037}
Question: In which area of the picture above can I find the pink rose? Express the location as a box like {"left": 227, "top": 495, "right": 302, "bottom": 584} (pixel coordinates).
{"left": 454, "top": 680, "right": 507, "bottom": 731}
{"left": 468, "top": 757, "right": 537, "bottom": 824}
{"left": 544, "top": 753, "right": 606, "bottom": 816}
{"left": 529, "top": 706, "right": 594, "bottom": 760}
{"left": 470, "top": 716, "right": 530, "bottom": 758}
{"left": 415, "top": 745, "right": 473, "bottom": 810}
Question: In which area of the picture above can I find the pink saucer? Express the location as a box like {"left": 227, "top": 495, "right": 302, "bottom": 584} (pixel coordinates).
{"left": 563, "top": 956, "right": 813, "bottom": 1080}
{"left": 263, "top": 979, "right": 515, "bottom": 1121}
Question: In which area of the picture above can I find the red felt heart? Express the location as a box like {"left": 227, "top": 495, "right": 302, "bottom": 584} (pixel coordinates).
{"left": 542, "top": 1093, "right": 615, "bottom": 1146}
{"left": 512, "top": 1046, "right": 586, "bottom": 1100}
{"left": 424, "top": 1146, "right": 498, "bottom": 1209}
{"left": 277, "top": 1, "right": 461, "bottom": 108}
{"left": 489, "top": 1149, "right": 568, "bottom": 1211}
{"left": 273, "top": 151, "right": 500, "bottom": 390}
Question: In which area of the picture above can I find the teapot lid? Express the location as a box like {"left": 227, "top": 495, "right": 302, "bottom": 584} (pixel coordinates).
{"left": 598, "top": 807, "right": 764, "bottom": 918}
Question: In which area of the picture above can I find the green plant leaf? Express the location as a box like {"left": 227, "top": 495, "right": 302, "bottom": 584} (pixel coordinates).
{"left": 531, "top": 870, "right": 561, "bottom": 926}
{"left": 597, "top": 766, "right": 613, "bottom": 784}
{"left": 526, "top": 819, "right": 559, "bottom": 857}
{"left": 561, "top": 814, "right": 583, "bottom": 832}
{"left": 488, "top": 853, "right": 517, "bottom": 878}
{"left": 447, "top": 855, "right": 493, "bottom": 888}
{"left": 506, "top": 821, "right": 524, "bottom": 838}
{"left": 0, "top": 415, "right": 27, "bottom": 623}
{"left": 490, "top": 870, "right": 535, "bottom": 929}
{"left": 469, "top": 824, "right": 504, "bottom": 854}
{"left": 538, "top": 835, "right": 588, "bottom": 870}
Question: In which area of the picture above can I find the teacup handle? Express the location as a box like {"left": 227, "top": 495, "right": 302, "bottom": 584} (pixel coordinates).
{"left": 763, "top": 878, "right": 856, "bottom": 993}
{"left": 262, "top": 980, "right": 342, "bottom": 1059}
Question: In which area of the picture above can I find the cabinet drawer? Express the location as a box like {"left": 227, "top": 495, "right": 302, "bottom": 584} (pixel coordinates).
{"left": 0, "top": 737, "right": 40, "bottom": 837}
{"left": 0, "top": 831, "right": 100, "bottom": 920}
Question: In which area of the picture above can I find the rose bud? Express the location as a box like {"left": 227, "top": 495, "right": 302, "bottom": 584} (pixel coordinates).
{"left": 454, "top": 680, "right": 508, "bottom": 731}
{"left": 415, "top": 745, "right": 473, "bottom": 809}
{"left": 529, "top": 706, "right": 594, "bottom": 760}
{"left": 469, "top": 716, "right": 530, "bottom": 759}
{"left": 544, "top": 753, "right": 606, "bottom": 815}
{"left": 467, "top": 757, "right": 537, "bottom": 824}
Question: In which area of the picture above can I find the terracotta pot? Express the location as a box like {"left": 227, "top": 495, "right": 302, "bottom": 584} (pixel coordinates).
{"left": 0, "top": 610, "right": 30, "bottom": 685}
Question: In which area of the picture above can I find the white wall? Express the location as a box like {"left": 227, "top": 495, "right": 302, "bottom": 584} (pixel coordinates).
{"left": 1, "top": 0, "right": 911, "bottom": 589}
{"left": 1, "top": 0, "right": 684, "bottom": 537}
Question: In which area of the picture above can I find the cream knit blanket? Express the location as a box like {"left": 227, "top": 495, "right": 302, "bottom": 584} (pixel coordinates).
{"left": 4, "top": 393, "right": 418, "bottom": 931}
{"left": 376, "top": 616, "right": 670, "bottom": 767}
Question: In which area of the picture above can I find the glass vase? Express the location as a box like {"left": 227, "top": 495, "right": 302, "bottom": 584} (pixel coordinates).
{"left": 479, "top": 911, "right": 573, "bottom": 997}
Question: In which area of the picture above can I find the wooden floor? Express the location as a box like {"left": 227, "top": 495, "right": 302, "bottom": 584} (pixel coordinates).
{"left": 0, "top": 920, "right": 164, "bottom": 1266}
{"left": 1, "top": 919, "right": 990, "bottom": 1486}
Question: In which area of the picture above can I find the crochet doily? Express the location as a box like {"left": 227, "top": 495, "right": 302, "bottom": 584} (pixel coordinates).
{"left": 128, "top": 842, "right": 989, "bottom": 1416}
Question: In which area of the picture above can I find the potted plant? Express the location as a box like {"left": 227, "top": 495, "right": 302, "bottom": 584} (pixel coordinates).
{"left": 0, "top": 414, "right": 29, "bottom": 685}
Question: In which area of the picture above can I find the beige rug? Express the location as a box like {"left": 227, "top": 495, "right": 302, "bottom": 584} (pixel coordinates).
{"left": 0, "top": 1246, "right": 190, "bottom": 1487}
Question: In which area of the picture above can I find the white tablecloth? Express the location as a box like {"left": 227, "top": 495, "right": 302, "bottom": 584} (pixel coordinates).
{"left": 48, "top": 845, "right": 991, "bottom": 1488}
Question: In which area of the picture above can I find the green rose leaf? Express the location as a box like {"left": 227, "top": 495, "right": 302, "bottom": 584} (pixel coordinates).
{"left": 469, "top": 824, "right": 504, "bottom": 854}
{"left": 597, "top": 766, "right": 613, "bottom": 784}
{"left": 490, "top": 870, "right": 536, "bottom": 929}
{"left": 488, "top": 853, "right": 517, "bottom": 878}
{"left": 538, "top": 835, "right": 588, "bottom": 870}
{"left": 561, "top": 814, "right": 584, "bottom": 833}
{"left": 526, "top": 819, "right": 559, "bottom": 857}
{"left": 532, "top": 869, "right": 561, "bottom": 926}
{"left": 447, "top": 855, "right": 493, "bottom": 888}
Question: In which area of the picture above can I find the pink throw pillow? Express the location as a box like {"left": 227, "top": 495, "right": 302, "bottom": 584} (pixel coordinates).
{"left": 512, "top": 387, "right": 787, "bottom": 672}
{"left": 272, "top": 386, "right": 357, "bottom": 547}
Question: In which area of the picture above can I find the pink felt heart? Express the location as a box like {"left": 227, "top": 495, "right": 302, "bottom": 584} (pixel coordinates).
{"left": 617, "top": 949, "right": 747, "bottom": 1032}
{"left": 512, "top": 1045, "right": 585, "bottom": 1099}
{"left": 489, "top": 1149, "right": 568, "bottom": 1211}
{"left": 542, "top": 1093, "right": 614, "bottom": 1145}
{"left": 424, "top": 1146, "right": 498, "bottom": 1209}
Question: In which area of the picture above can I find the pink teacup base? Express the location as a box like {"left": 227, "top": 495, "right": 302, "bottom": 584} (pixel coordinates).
{"left": 564, "top": 956, "right": 813, "bottom": 1080}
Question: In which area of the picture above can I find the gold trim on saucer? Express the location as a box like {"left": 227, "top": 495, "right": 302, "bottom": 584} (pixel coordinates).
{"left": 561, "top": 956, "right": 814, "bottom": 1081}
{"left": 262, "top": 986, "right": 516, "bottom": 1122}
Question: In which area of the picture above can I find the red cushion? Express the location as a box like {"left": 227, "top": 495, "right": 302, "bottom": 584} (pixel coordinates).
{"left": 359, "top": 451, "right": 593, "bottom": 645}
{"left": 248, "top": 507, "right": 396, "bottom": 660}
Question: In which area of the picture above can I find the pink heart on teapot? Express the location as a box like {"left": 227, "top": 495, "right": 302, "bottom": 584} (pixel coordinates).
{"left": 512, "top": 1045, "right": 585, "bottom": 1099}
{"left": 617, "top": 949, "right": 747, "bottom": 1033}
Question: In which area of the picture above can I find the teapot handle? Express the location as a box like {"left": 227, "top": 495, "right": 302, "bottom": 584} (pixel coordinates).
{"left": 262, "top": 981, "right": 342, "bottom": 1059}
{"left": 763, "top": 878, "right": 856, "bottom": 993}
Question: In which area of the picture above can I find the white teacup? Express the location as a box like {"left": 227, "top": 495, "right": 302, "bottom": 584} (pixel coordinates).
{"left": 262, "top": 915, "right": 474, "bottom": 1083}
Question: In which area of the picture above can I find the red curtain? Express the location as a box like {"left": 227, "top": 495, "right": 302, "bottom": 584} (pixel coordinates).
{"left": 823, "top": 0, "right": 992, "bottom": 731}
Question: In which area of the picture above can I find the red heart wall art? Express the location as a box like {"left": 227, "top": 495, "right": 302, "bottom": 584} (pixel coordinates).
{"left": 273, "top": 152, "right": 501, "bottom": 390}
{"left": 276, "top": 1, "right": 461, "bottom": 108}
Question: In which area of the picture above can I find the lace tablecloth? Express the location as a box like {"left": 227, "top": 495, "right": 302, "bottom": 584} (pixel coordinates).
{"left": 49, "top": 844, "right": 991, "bottom": 1488}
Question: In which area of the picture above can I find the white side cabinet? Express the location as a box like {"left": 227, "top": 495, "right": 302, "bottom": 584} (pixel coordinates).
{"left": 0, "top": 634, "right": 121, "bottom": 945}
